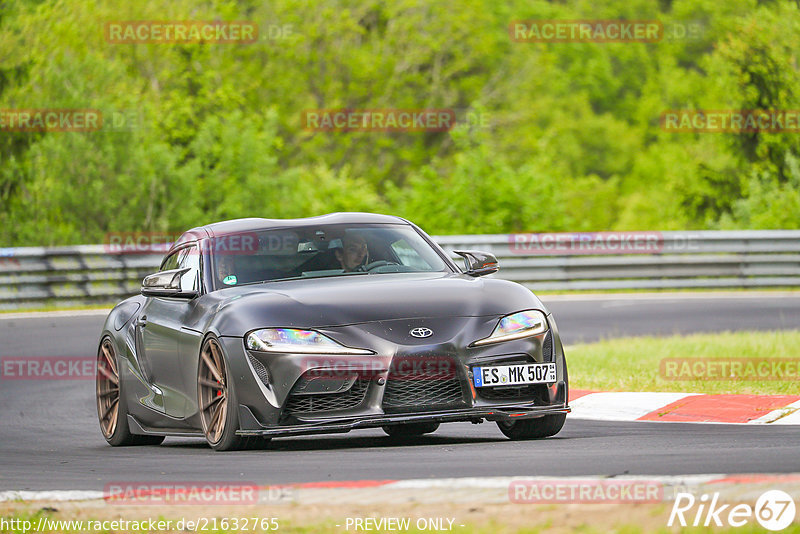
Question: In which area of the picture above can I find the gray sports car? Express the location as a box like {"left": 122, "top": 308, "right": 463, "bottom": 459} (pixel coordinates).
{"left": 96, "top": 213, "right": 569, "bottom": 450}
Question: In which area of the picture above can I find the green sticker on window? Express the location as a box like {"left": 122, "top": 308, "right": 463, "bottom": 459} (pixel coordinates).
{"left": 223, "top": 275, "right": 238, "bottom": 285}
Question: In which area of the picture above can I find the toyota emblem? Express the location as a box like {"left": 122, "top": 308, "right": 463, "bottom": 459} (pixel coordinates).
{"left": 409, "top": 327, "right": 433, "bottom": 338}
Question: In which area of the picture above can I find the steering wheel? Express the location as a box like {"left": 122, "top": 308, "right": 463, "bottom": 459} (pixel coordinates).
{"left": 356, "top": 260, "right": 400, "bottom": 272}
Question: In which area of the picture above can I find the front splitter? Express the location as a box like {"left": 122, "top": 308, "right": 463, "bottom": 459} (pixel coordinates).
{"left": 236, "top": 404, "right": 570, "bottom": 437}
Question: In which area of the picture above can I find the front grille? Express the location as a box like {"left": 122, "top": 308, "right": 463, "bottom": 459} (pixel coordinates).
{"left": 284, "top": 379, "right": 369, "bottom": 414}
{"left": 247, "top": 353, "right": 270, "bottom": 387}
{"left": 479, "top": 383, "right": 546, "bottom": 402}
{"left": 542, "top": 333, "right": 553, "bottom": 361}
{"left": 382, "top": 356, "right": 465, "bottom": 411}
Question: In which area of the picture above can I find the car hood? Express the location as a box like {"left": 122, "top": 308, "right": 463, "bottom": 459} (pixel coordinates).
{"left": 203, "top": 272, "right": 547, "bottom": 335}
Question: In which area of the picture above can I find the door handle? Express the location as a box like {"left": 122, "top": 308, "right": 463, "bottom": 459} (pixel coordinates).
{"left": 135, "top": 315, "right": 147, "bottom": 327}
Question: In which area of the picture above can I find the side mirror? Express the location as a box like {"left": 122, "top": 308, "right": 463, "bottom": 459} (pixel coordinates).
{"left": 453, "top": 250, "right": 499, "bottom": 277}
{"left": 141, "top": 267, "right": 197, "bottom": 298}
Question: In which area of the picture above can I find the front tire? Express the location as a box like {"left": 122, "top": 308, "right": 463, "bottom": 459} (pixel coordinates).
{"left": 496, "top": 350, "right": 569, "bottom": 440}
{"left": 198, "top": 336, "right": 269, "bottom": 451}
{"left": 382, "top": 422, "right": 440, "bottom": 437}
{"left": 496, "top": 413, "right": 566, "bottom": 440}
{"left": 96, "top": 337, "right": 164, "bottom": 446}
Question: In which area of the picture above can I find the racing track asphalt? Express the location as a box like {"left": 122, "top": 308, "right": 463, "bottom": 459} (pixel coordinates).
{"left": 1, "top": 293, "right": 799, "bottom": 490}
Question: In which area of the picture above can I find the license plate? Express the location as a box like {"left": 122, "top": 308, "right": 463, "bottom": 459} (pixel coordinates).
{"left": 472, "top": 363, "right": 557, "bottom": 387}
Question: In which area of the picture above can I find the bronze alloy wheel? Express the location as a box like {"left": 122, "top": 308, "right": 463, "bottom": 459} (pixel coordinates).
{"left": 96, "top": 338, "right": 120, "bottom": 439}
{"left": 198, "top": 338, "right": 229, "bottom": 445}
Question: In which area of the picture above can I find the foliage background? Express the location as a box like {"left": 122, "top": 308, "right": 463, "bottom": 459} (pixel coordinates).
{"left": 1, "top": 0, "right": 799, "bottom": 245}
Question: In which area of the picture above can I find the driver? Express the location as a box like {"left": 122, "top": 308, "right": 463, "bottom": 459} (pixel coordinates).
{"left": 216, "top": 255, "right": 238, "bottom": 285}
{"left": 333, "top": 232, "right": 369, "bottom": 272}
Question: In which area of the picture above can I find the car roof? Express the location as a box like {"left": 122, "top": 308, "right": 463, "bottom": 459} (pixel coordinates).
{"left": 170, "top": 212, "right": 409, "bottom": 251}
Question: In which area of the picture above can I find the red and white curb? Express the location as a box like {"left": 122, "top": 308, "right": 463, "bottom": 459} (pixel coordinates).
{"left": 568, "top": 390, "right": 800, "bottom": 424}
{"left": 2, "top": 475, "right": 800, "bottom": 505}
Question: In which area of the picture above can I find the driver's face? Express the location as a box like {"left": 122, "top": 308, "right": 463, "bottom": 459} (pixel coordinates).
{"left": 336, "top": 237, "right": 367, "bottom": 271}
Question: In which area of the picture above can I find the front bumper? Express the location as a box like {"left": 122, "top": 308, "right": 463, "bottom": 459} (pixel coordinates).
{"left": 220, "top": 312, "right": 570, "bottom": 436}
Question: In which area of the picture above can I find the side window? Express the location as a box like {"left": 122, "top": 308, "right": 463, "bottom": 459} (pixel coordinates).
{"left": 177, "top": 246, "right": 200, "bottom": 292}
{"left": 160, "top": 251, "right": 180, "bottom": 272}
{"left": 390, "top": 239, "right": 432, "bottom": 270}
{"left": 159, "top": 246, "right": 200, "bottom": 292}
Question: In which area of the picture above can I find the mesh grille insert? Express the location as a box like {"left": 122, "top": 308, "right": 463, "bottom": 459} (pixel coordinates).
{"left": 284, "top": 378, "right": 369, "bottom": 415}
{"left": 383, "top": 356, "right": 465, "bottom": 411}
{"left": 542, "top": 333, "right": 553, "bottom": 361}
{"left": 247, "top": 353, "right": 270, "bottom": 387}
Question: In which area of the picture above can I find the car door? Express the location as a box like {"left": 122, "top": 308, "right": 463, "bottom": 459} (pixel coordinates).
{"left": 138, "top": 244, "right": 202, "bottom": 418}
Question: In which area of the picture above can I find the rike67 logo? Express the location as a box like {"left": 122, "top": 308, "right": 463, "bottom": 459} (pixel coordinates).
{"left": 669, "top": 490, "right": 796, "bottom": 531}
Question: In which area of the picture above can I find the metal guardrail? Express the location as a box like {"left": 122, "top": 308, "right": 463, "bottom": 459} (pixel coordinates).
{"left": 1, "top": 230, "right": 799, "bottom": 310}
{"left": 436, "top": 230, "right": 800, "bottom": 291}
{"left": 0, "top": 245, "right": 163, "bottom": 310}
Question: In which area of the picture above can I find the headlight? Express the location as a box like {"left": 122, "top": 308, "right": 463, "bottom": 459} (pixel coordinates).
{"left": 471, "top": 310, "right": 548, "bottom": 346}
{"left": 245, "top": 328, "right": 373, "bottom": 355}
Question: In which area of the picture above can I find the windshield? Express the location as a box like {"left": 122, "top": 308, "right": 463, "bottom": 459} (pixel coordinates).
{"left": 209, "top": 223, "right": 450, "bottom": 290}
